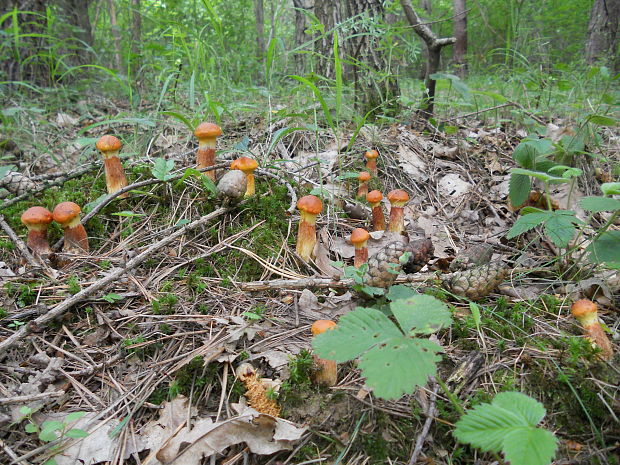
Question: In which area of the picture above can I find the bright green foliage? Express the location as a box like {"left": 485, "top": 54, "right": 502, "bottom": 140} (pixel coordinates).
{"left": 152, "top": 158, "right": 175, "bottom": 181}
{"left": 580, "top": 196, "right": 620, "bottom": 213}
{"left": 312, "top": 290, "right": 452, "bottom": 400}
{"left": 587, "top": 231, "right": 620, "bottom": 269}
{"left": 507, "top": 208, "right": 582, "bottom": 248}
{"left": 454, "top": 392, "right": 558, "bottom": 465}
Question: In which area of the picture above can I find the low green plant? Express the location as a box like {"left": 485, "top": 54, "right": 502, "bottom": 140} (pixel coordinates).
{"left": 312, "top": 285, "right": 451, "bottom": 399}
{"left": 454, "top": 392, "right": 558, "bottom": 465}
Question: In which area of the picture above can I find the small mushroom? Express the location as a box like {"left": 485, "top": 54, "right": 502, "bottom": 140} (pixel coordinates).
{"left": 230, "top": 157, "right": 259, "bottom": 197}
{"left": 366, "top": 190, "right": 386, "bottom": 231}
{"left": 296, "top": 195, "right": 323, "bottom": 261}
{"left": 21, "top": 206, "right": 53, "bottom": 257}
{"left": 351, "top": 228, "right": 370, "bottom": 268}
{"left": 356, "top": 171, "right": 371, "bottom": 199}
{"left": 311, "top": 320, "right": 338, "bottom": 386}
{"left": 571, "top": 299, "right": 613, "bottom": 361}
{"left": 364, "top": 149, "right": 379, "bottom": 176}
{"left": 387, "top": 189, "right": 409, "bottom": 235}
{"left": 96, "top": 135, "right": 128, "bottom": 198}
{"left": 52, "top": 202, "right": 89, "bottom": 255}
{"left": 194, "top": 122, "right": 222, "bottom": 181}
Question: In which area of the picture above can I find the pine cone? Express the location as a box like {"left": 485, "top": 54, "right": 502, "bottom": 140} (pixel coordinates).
{"left": 0, "top": 170, "right": 36, "bottom": 196}
{"left": 365, "top": 241, "right": 408, "bottom": 288}
{"left": 449, "top": 243, "right": 493, "bottom": 271}
{"left": 217, "top": 170, "right": 247, "bottom": 202}
{"left": 442, "top": 263, "right": 507, "bottom": 300}
{"left": 402, "top": 238, "right": 434, "bottom": 274}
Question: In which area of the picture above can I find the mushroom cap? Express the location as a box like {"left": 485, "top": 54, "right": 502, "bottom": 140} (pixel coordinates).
{"left": 52, "top": 202, "right": 81, "bottom": 224}
{"left": 388, "top": 189, "right": 409, "bottom": 204}
{"left": 366, "top": 190, "right": 382, "bottom": 204}
{"left": 231, "top": 157, "right": 258, "bottom": 173}
{"left": 365, "top": 150, "right": 379, "bottom": 160}
{"left": 194, "top": 122, "right": 222, "bottom": 139}
{"left": 351, "top": 228, "right": 370, "bottom": 246}
{"left": 96, "top": 135, "right": 122, "bottom": 152}
{"left": 311, "top": 319, "right": 337, "bottom": 336}
{"left": 297, "top": 195, "right": 323, "bottom": 215}
{"left": 21, "top": 206, "right": 53, "bottom": 227}
{"left": 358, "top": 171, "right": 371, "bottom": 182}
{"left": 571, "top": 299, "right": 598, "bottom": 318}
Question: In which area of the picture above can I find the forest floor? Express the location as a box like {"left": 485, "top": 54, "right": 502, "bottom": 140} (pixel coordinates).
{"left": 0, "top": 94, "right": 618, "bottom": 465}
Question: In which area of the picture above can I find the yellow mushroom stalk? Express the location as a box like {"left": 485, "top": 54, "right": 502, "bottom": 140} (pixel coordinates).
{"left": 96, "top": 135, "right": 128, "bottom": 198}
{"left": 571, "top": 299, "right": 613, "bottom": 361}
{"left": 230, "top": 157, "right": 259, "bottom": 197}
{"left": 311, "top": 320, "right": 338, "bottom": 386}
{"left": 387, "top": 189, "right": 410, "bottom": 234}
{"left": 194, "top": 122, "right": 222, "bottom": 181}
{"left": 296, "top": 195, "right": 323, "bottom": 261}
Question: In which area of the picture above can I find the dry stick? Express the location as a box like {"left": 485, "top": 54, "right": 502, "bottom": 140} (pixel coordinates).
{"left": 237, "top": 273, "right": 437, "bottom": 291}
{"left": 441, "top": 101, "right": 546, "bottom": 125}
{"left": 0, "top": 391, "right": 65, "bottom": 405}
{"left": 408, "top": 381, "right": 439, "bottom": 465}
{"left": 0, "top": 206, "right": 230, "bottom": 357}
{"left": 0, "top": 214, "right": 41, "bottom": 269}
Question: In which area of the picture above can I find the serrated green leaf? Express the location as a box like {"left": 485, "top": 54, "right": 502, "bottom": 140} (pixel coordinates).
{"left": 512, "top": 142, "right": 538, "bottom": 168}
{"left": 39, "top": 428, "right": 58, "bottom": 442}
{"left": 580, "top": 196, "right": 620, "bottom": 212}
{"left": 25, "top": 423, "right": 38, "bottom": 433}
{"left": 587, "top": 231, "right": 620, "bottom": 268}
{"left": 42, "top": 420, "right": 63, "bottom": 431}
{"left": 65, "top": 411, "right": 87, "bottom": 422}
{"left": 507, "top": 212, "right": 551, "bottom": 239}
{"left": 390, "top": 294, "right": 452, "bottom": 334}
{"left": 509, "top": 173, "right": 531, "bottom": 207}
{"left": 152, "top": 157, "right": 175, "bottom": 181}
{"left": 503, "top": 427, "right": 558, "bottom": 465}
{"left": 587, "top": 114, "right": 618, "bottom": 127}
{"left": 386, "top": 284, "right": 418, "bottom": 302}
{"left": 312, "top": 307, "right": 402, "bottom": 362}
{"left": 492, "top": 392, "right": 546, "bottom": 426}
{"left": 65, "top": 428, "right": 90, "bottom": 438}
{"left": 601, "top": 182, "right": 620, "bottom": 196}
{"left": 453, "top": 403, "right": 526, "bottom": 452}
{"left": 543, "top": 213, "right": 576, "bottom": 248}
{"left": 358, "top": 337, "right": 442, "bottom": 399}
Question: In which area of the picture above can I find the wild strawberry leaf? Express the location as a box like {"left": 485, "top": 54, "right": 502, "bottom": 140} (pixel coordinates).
{"left": 390, "top": 294, "right": 452, "bottom": 335}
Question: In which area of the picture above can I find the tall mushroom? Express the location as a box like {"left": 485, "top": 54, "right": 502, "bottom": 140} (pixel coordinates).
{"left": 387, "top": 189, "right": 409, "bottom": 235}
{"left": 366, "top": 190, "right": 386, "bottom": 231}
{"left": 364, "top": 150, "right": 379, "bottom": 176}
{"left": 96, "top": 135, "right": 128, "bottom": 199}
{"left": 194, "top": 122, "right": 222, "bottom": 181}
{"left": 296, "top": 195, "right": 323, "bottom": 261}
{"left": 230, "top": 157, "right": 259, "bottom": 197}
{"left": 52, "top": 202, "right": 89, "bottom": 255}
{"left": 571, "top": 299, "right": 613, "bottom": 361}
{"left": 351, "top": 228, "right": 370, "bottom": 268}
{"left": 21, "top": 206, "right": 53, "bottom": 256}
{"left": 356, "top": 171, "right": 371, "bottom": 199}
{"left": 311, "top": 320, "right": 337, "bottom": 386}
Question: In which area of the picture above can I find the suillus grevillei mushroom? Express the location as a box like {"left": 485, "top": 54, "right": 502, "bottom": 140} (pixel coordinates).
{"left": 194, "top": 122, "right": 222, "bottom": 181}
{"left": 387, "top": 189, "right": 409, "bottom": 234}
{"left": 356, "top": 171, "right": 371, "bottom": 199}
{"left": 571, "top": 299, "right": 613, "bottom": 361}
{"left": 96, "top": 135, "right": 128, "bottom": 199}
{"left": 311, "top": 319, "right": 338, "bottom": 386}
{"left": 364, "top": 149, "right": 379, "bottom": 176}
{"left": 295, "top": 195, "right": 323, "bottom": 261}
{"left": 21, "top": 206, "right": 53, "bottom": 256}
{"left": 350, "top": 227, "right": 370, "bottom": 268}
{"left": 52, "top": 202, "right": 89, "bottom": 255}
{"left": 230, "top": 156, "right": 259, "bottom": 197}
{"left": 366, "top": 190, "right": 386, "bottom": 231}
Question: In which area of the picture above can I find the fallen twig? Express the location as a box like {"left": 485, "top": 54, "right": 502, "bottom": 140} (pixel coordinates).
{"left": 0, "top": 206, "right": 230, "bottom": 357}
{"left": 408, "top": 381, "right": 439, "bottom": 465}
{"left": 0, "top": 391, "right": 65, "bottom": 405}
{"left": 0, "top": 215, "right": 56, "bottom": 278}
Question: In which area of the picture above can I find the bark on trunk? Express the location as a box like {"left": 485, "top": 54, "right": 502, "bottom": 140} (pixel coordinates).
{"left": 131, "top": 0, "right": 142, "bottom": 75}
{"left": 254, "top": 0, "right": 266, "bottom": 62}
{"left": 57, "top": 0, "right": 94, "bottom": 65}
{"left": 401, "top": 0, "right": 456, "bottom": 118}
{"left": 453, "top": 0, "right": 467, "bottom": 78}
{"left": 586, "top": 0, "right": 620, "bottom": 66}
{"left": 313, "top": 0, "right": 341, "bottom": 78}
{"left": 292, "top": 0, "right": 313, "bottom": 72}
{"left": 107, "top": 0, "right": 123, "bottom": 71}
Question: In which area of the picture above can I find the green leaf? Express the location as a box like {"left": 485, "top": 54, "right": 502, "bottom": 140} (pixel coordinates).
{"left": 601, "top": 182, "right": 620, "bottom": 196}
{"left": 509, "top": 173, "right": 531, "bottom": 207}
{"left": 25, "top": 423, "right": 38, "bottom": 433}
{"left": 313, "top": 307, "right": 402, "bottom": 362}
{"left": 200, "top": 175, "right": 217, "bottom": 195}
{"left": 543, "top": 212, "right": 577, "bottom": 248}
{"left": 358, "top": 337, "right": 442, "bottom": 399}
{"left": 0, "top": 164, "right": 16, "bottom": 180}
{"left": 41, "top": 421, "right": 63, "bottom": 431}
{"left": 19, "top": 406, "right": 33, "bottom": 415}
{"left": 65, "top": 428, "right": 90, "bottom": 439}
{"left": 111, "top": 211, "right": 146, "bottom": 217}
{"left": 151, "top": 157, "right": 175, "bottom": 181}
{"left": 43, "top": 459, "right": 58, "bottom": 465}
{"left": 335, "top": 171, "right": 362, "bottom": 181}
{"left": 102, "top": 293, "right": 122, "bottom": 303}
{"left": 471, "top": 90, "right": 507, "bottom": 103}
{"left": 506, "top": 211, "right": 551, "bottom": 239}
{"left": 289, "top": 75, "right": 334, "bottom": 130}
{"left": 580, "top": 196, "right": 620, "bottom": 212}
{"left": 39, "top": 428, "right": 58, "bottom": 442}
{"left": 587, "top": 231, "right": 620, "bottom": 268}
{"left": 511, "top": 168, "right": 567, "bottom": 184}
{"left": 454, "top": 392, "right": 558, "bottom": 465}
{"left": 386, "top": 284, "right": 418, "bottom": 302}
{"left": 503, "top": 428, "right": 558, "bottom": 465}
{"left": 586, "top": 114, "right": 618, "bottom": 127}
{"left": 390, "top": 294, "right": 452, "bottom": 334}
{"left": 469, "top": 302, "right": 481, "bottom": 329}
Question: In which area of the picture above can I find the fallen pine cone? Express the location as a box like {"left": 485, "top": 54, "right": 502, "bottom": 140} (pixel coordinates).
{"left": 365, "top": 241, "right": 408, "bottom": 288}
{"left": 449, "top": 243, "right": 493, "bottom": 271}
{"left": 217, "top": 170, "right": 247, "bottom": 203}
{"left": 442, "top": 263, "right": 508, "bottom": 300}
{"left": 0, "top": 170, "right": 37, "bottom": 196}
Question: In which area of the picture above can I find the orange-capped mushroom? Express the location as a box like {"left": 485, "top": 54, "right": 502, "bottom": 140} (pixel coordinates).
{"left": 356, "top": 171, "right": 371, "bottom": 199}
{"left": 571, "top": 299, "right": 613, "bottom": 360}
{"left": 194, "top": 122, "right": 222, "bottom": 180}
{"left": 53, "top": 202, "right": 89, "bottom": 255}
{"left": 21, "top": 206, "right": 53, "bottom": 256}
{"left": 230, "top": 156, "right": 259, "bottom": 197}
{"left": 364, "top": 150, "right": 379, "bottom": 176}
{"left": 311, "top": 319, "right": 338, "bottom": 386}
{"left": 296, "top": 195, "right": 323, "bottom": 261}
{"left": 351, "top": 228, "right": 370, "bottom": 268}
{"left": 366, "top": 190, "right": 386, "bottom": 231}
{"left": 96, "top": 135, "right": 128, "bottom": 199}
{"left": 387, "top": 189, "right": 409, "bottom": 234}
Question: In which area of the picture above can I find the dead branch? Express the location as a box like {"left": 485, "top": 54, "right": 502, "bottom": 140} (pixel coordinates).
{"left": 0, "top": 391, "right": 65, "bottom": 405}
{"left": 408, "top": 381, "right": 439, "bottom": 465}
{"left": 0, "top": 206, "right": 231, "bottom": 357}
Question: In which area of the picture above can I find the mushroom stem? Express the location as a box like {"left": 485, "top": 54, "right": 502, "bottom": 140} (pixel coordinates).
{"left": 365, "top": 150, "right": 379, "bottom": 176}
{"left": 357, "top": 182, "right": 369, "bottom": 199}
{"left": 354, "top": 245, "right": 368, "bottom": 268}
{"left": 371, "top": 205, "right": 386, "bottom": 231}
{"left": 571, "top": 299, "right": 613, "bottom": 361}
{"left": 197, "top": 140, "right": 216, "bottom": 176}
{"left": 296, "top": 211, "right": 317, "bottom": 261}
{"left": 388, "top": 206, "right": 405, "bottom": 233}
{"left": 21, "top": 207, "right": 53, "bottom": 257}
{"left": 26, "top": 229, "right": 51, "bottom": 256}
{"left": 311, "top": 320, "right": 338, "bottom": 386}
{"left": 103, "top": 154, "right": 129, "bottom": 198}
{"left": 63, "top": 219, "right": 89, "bottom": 254}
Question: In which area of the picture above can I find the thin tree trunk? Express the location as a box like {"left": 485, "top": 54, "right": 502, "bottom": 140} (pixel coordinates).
{"left": 292, "top": 0, "right": 312, "bottom": 72}
{"left": 131, "top": 0, "right": 141, "bottom": 76}
{"left": 585, "top": 0, "right": 620, "bottom": 66}
{"left": 401, "top": 0, "right": 456, "bottom": 118}
{"left": 452, "top": 0, "right": 467, "bottom": 78}
{"left": 313, "top": 0, "right": 341, "bottom": 78}
{"left": 57, "top": 0, "right": 93, "bottom": 65}
{"left": 107, "top": 0, "right": 123, "bottom": 71}
{"left": 254, "top": 0, "right": 266, "bottom": 62}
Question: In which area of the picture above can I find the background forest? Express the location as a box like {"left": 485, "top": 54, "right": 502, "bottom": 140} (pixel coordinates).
{"left": 0, "top": 1, "right": 619, "bottom": 465}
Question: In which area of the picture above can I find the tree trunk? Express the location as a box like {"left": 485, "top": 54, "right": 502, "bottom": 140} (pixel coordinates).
{"left": 313, "top": 0, "right": 341, "bottom": 78}
{"left": 57, "top": 0, "right": 93, "bottom": 65}
{"left": 585, "top": 0, "right": 620, "bottom": 66}
{"left": 254, "top": 0, "right": 266, "bottom": 62}
{"left": 292, "top": 0, "right": 313, "bottom": 72}
{"left": 131, "top": 0, "right": 142, "bottom": 76}
{"left": 452, "top": 0, "right": 467, "bottom": 78}
{"left": 107, "top": 0, "right": 123, "bottom": 71}
{"left": 401, "top": 0, "right": 456, "bottom": 118}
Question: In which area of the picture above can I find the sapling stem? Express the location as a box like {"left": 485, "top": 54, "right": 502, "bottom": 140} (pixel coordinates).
{"left": 435, "top": 376, "right": 465, "bottom": 415}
